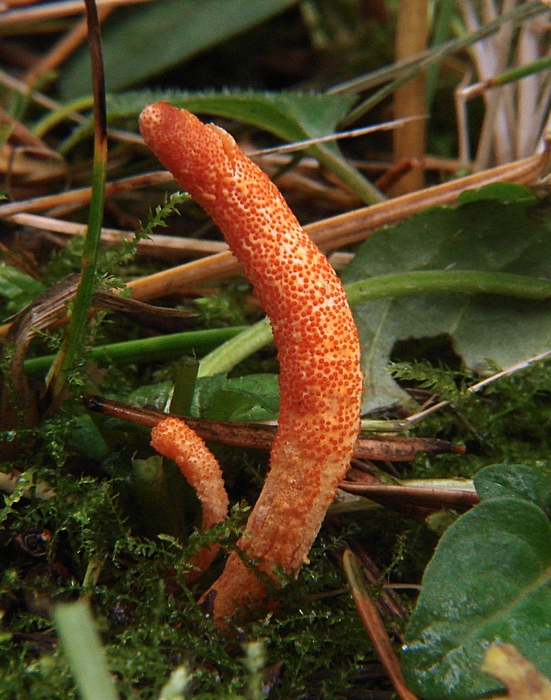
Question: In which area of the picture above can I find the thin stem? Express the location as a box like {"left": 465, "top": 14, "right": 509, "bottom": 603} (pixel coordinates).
{"left": 407, "top": 348, "right": 551, "bottom": 425}
{"left": 343, "top": 550, "right": 419, "bottom": 700}
{"left": 34, "top": 270, "right": 535, "bottom": 381}
{"left": 198, "top": 317, "right": 272, "bottom": 377}
{"left": 33, "top": 96, "right": 94, "bottom": 138}
{"left": 344, "top": 270, "right": 551, "bottom": 306}
{"left": 47, "top": 0, "right": 107, "bottom": 397}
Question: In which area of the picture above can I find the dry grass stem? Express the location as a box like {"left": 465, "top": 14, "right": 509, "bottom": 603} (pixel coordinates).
{"left": 82, "top": 395, "right": 462, "bottom": 463}
{"left": 0, "top": 0, "right": 154, "bottom": 28}
{"left": 341, "top": 482, "right": 479, "bottom": 512}
{"left": 0, "top": 108, "right": 52, "bottom": 150}
{"left": 407, "top": 348, "right": 551, "bottom": 425}
{"left": 7, "top": 212, "right": 228, "bottom": 258}
{"left": 343, "top": 550, "right": 420, "bottom": 700}
{"left": 24, "top": 4, "right": 114, "bottom": 85}
{"left": 128, "top": 147, "right": 550, "bottom": 301}
{"left": 392, "top": 0, "right": 428, "bottom": 193}
{"left": 0, "top": 171, "right": 173, "bottom": 218}
{"left": 457, "top": 2, "right": 551, "bottom": 169}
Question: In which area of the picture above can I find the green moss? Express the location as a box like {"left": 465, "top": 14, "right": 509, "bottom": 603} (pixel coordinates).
{"left": 390, "top": 357, "right": 551, "bottom": 480}
{"left": 3, "top": 354, "right": 550, "bottom": 696}
{"left": 0, "top": 421, "right": 382, "bottom": 699}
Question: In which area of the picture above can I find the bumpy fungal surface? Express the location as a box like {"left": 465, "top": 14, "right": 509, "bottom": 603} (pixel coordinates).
{"left": 151, "top": 416, "right": 229, "bottom": 576}
{"left": 140, "top": 102, "right": 363, "bottom": 620}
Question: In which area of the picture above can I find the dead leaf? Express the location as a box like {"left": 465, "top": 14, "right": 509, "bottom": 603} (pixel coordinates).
{"left": 482, "top": 643, "right": 551, "bottom": 700}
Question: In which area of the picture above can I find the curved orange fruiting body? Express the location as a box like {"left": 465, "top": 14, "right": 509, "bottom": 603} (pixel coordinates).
{"left": 140, "top": 102, "right": 363, "bottom": 620}
{"left": 150, "top": 416, "right": 228, "bottom": 577}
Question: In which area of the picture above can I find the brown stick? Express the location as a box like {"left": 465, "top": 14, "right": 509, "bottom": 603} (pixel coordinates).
{"left": 393, "top": 0, "right": 429, "bottom": 194}
{"left": 82, "top": 394, "right": 464, "bottom": 462}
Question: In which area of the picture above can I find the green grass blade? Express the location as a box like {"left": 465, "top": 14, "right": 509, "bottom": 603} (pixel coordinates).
{"left": 54, "top": 600, "right": 119, "bottom": 700}
{"left": 24, "top": 327, "right": 246, "bottom": 377}
{"left": 47, "top": 0, "right": 108, "bottom": 397}
{"left": 198, "top": 318, "right": 272, "bottom": 378}
{"left": 488, "top": 54, "right": 551, "bottom": 89}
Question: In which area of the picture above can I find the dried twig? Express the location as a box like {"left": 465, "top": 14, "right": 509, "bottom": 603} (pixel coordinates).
{"left": 343, "top": 549, "right": 419, "bottom": 700}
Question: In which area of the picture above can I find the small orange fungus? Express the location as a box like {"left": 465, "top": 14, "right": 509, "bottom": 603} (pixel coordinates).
{"left": 150, "top": 416, "right": 228, "bottom": 577}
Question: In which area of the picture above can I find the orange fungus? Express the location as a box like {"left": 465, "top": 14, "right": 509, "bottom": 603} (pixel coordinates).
{"left": 150, "top": 416, "right": 228, "bottom": 577}
{"left": 140, "top": 102, "right": 363, "bottom": 621}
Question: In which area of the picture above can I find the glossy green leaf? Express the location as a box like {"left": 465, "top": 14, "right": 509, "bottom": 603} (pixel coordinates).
{"left": 402, "top": 497, "right": 551, "bottom": 699}
{"left": 474, "top": 463, "right": 551, "bottom": 514}
{"left": 69, "top": 414, "right": 110, "bottom": 461}
{"left": 340, "top": 193, "right": 551, "bottom": 411}
{"left": 60, "top": 0, "right": 297, "bottom": 97}
{"left": 192, "top": 373, "right": 279, "bottom": 422}
{"left": 128, "top": 380, "right": 174, "bottom": 412}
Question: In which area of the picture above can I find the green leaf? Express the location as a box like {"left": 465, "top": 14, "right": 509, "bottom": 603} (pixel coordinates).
{"left": 128, "top": 380, "right": 174, "bottom": 412}
{"left": 107, "top": 87, "right": 354, "bottom": 141}
{"left": 458, "top": 182, "right": 538, "bottom": 205}
{"left": 69, "top": 414, "right": 110, "bottom": 461}
{"left": 474, "top": 463, "right": 551, "bottom": 514}
{"left": 401, "top": 496, "right": 551, "bottom": 699}
{"left": 340, "top": 195, "right": 551, "bottom": 411}
{"left": 60, "top": 0, "right": 297, "bottom": 97}
{"left": 0, "top": 263, "right": 44, "bottom": 317}
{"left": 62, "top": 88, "right": 380, "bottom": 203}
{"left": 192, "top": 373, "right": 279, "bottom": 422}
